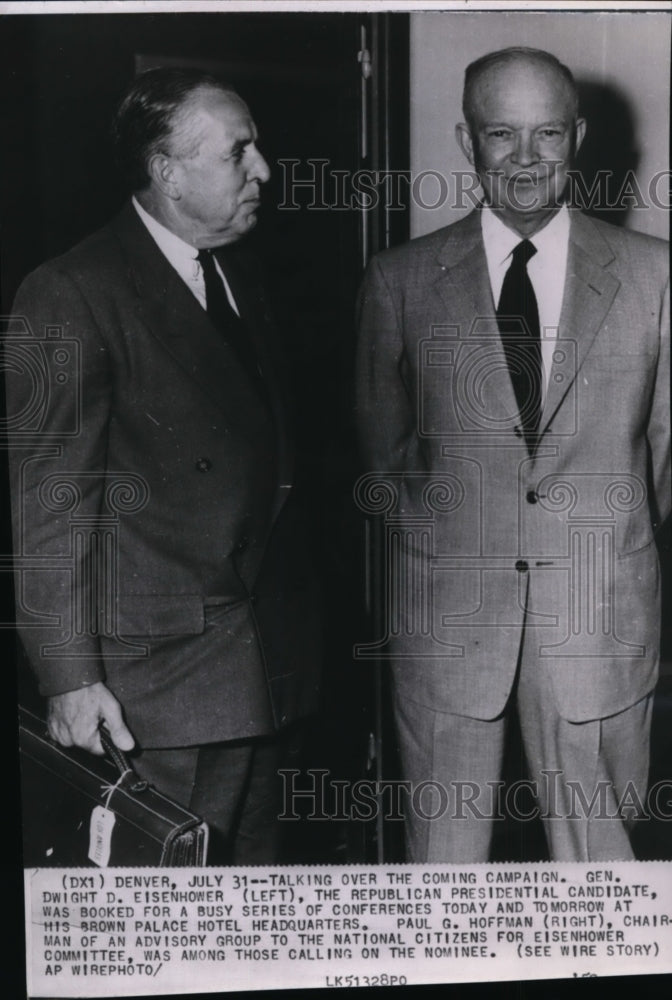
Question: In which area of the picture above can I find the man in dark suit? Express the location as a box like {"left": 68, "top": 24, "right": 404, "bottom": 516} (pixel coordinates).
{"left": 7, "top": 67, "right": 320, "bottom": 863}
{"left": 356, "top": 48, "right": 669, "bottom": 862}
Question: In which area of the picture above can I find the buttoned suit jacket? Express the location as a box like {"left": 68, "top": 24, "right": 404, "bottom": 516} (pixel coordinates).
{"left": 356, "top": 208, "right": 670, "bottom": 723}
{"left": 7, "top": 203, "right": 320, "bottom": 748}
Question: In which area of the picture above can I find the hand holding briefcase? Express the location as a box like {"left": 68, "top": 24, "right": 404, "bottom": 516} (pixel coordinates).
{"left": 19, "top": 707, "right": 208, "bottom": 866}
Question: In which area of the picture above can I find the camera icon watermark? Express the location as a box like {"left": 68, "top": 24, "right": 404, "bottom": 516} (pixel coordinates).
{"left": 1, "top": 317, "right": 80, "bottom": 439}
{"left": 417, "top": 318, "right": 577, "bottom": 440}
{"left": 3, "top": 315, "right": 150, "bottom": 658}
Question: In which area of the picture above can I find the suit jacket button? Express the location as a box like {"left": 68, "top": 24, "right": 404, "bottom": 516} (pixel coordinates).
{"left": 513, "top": 425, "right": 523, "bottom": 438}
{"left": 515, "top": 560, "right": 529, "bottom": 573}
{"left": 195, "top": 457, "right": 212, "bottom": 472}
{"left": 526, "top": 490, "right": 538, "bottom": 504}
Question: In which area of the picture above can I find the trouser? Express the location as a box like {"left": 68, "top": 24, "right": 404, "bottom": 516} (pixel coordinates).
{"left": 392, "top": 642, "right": 653, "bottom": 863}
{"left": 132, "top": 728, "right": 299, "bottom": 865}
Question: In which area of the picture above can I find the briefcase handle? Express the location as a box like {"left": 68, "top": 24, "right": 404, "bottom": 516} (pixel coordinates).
{"left": 98, "top": 723, "right": 149, "bottom": 794}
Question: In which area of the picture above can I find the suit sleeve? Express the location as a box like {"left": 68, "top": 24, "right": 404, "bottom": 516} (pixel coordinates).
{"left": 355, "top": 254, "right": 425, "bottom": 474}
{"left": 7, "top": 266, "right": 114, "bottom": 695}
{"left": 647, "top": 276, "right": 671, "bottom": 531}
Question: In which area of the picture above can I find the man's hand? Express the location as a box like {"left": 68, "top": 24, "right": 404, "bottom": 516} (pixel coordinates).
{"left": 47, "top": 682, "right": 135, "bottom": 755}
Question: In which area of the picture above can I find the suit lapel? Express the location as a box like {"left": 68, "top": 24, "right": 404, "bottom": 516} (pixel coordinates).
{"left": 111, "top": 203, "right": 296, "bottom": 529}
{"left": 433, "top": 211, "right": 521, "bottom": 422}
{"left": 110, "top": 204, "right": 278, "bottom": 430}
{"left": 429, "top": 210, "right": 621, "bottom": 450}
{"left": 217, "top": 247, "right": 294, "bottom": 492}
{"left": 214, "top": 247, "right": 286, "bottom": 410}
{"left": 541, "top": 212, "right": 620, "bottom": 432}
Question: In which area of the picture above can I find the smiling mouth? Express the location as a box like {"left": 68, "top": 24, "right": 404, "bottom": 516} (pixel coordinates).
{"left": 510, "top": 173, "right": 546, "bottom": 185}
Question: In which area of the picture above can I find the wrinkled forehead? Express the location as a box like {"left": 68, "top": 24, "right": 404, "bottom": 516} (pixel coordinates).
{"left": 470, "top": 57, "right": 577, "bottom": 123}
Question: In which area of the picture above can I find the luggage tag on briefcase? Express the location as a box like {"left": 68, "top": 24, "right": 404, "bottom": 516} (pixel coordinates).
{"left": 88, "top": 805, "right": 116, "bottom": 866}
{"left": 19, "top": 707, "right": 209, "bottom": 867}
{"left": 87, "top": 724, "right": 141, "bottom": 867}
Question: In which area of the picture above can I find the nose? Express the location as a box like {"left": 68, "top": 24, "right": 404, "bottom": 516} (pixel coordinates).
{"left": 512, "top": 131, "right": 538, "bottom": 167}
{"left": 249, "top": 145, "right": 271, "bottom": 185}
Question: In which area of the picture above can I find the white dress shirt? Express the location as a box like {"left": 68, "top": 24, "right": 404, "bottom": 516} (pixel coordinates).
{"left": 132, "top": 196, "right": 240, "bottom": 315}
{"left": 481, "top": 204, "right": 570, "bottom": 398}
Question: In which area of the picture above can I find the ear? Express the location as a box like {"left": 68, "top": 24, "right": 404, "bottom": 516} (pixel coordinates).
{"left": 574, "top": 117, "right": 587, "bottom": 156}
{"left": 455, "top": 122, "right": 475, "bottom": 165}
{"left": 146, "top": 152, "right": 180, "bottom": 201}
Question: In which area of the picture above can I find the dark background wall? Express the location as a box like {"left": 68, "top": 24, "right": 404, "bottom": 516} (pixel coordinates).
{"left": 1, "top": 11, "right": 392, "bottom": 864}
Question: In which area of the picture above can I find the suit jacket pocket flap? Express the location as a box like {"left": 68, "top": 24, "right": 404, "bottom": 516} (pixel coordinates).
{"left": 117, "top": 595, "right": 205, "bottom": 636}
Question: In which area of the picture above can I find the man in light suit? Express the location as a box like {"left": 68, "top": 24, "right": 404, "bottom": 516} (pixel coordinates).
{"left": 356, "top": 47, "right": 669, "bottom": 861}
{"left": 7, "top": 68, "right": 320, "bottom": 863}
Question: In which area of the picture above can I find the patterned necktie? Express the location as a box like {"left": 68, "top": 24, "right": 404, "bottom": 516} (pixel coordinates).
{"left": 197, "top": 248, "right": 265, "bottom": 393}
{"left": 496, "top": 239, "right": 542, "bottom": 452}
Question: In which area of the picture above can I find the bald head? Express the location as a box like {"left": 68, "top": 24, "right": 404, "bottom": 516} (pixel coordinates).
{"left": 463, "top": 47, "right": 579, "bottom": 130}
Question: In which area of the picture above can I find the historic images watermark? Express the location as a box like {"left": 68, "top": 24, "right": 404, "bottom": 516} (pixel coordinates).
{"left": 277, "top": 159, "right": 671, "bottom": 213}
{"left": 278, "top": 769, "right": 672, "bottom": 824}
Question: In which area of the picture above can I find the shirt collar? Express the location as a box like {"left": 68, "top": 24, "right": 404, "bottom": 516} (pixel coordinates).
{"left": 132, "top": 196, "right": 199, "bottom": 268}
{"left": 481, "top": 203, "right": 570, "bottom": 265}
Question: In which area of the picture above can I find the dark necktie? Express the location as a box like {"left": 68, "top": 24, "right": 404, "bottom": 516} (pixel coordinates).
{"left": 496, "top": 239, "right": 542, "bottom": 451}
{"left": 197, "top": 248, "right": 265, "bottom": 393}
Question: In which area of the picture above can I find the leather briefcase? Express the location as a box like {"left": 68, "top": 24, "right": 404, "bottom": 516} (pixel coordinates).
{"left": 18, "top": 707, "right": 208, "bottom": 866}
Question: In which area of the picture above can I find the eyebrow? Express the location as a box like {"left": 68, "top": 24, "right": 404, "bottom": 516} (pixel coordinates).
{"left": 482, "top": 119, "right": 569, "bottom": 129}
{"left": 221, "top": 137, "right": 254, "bottom": 160}
{"left": 225, "top": 127, "right": 258, "bottom": 153}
